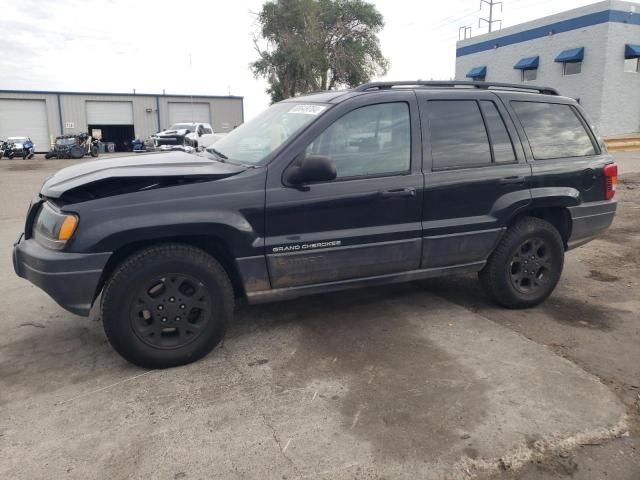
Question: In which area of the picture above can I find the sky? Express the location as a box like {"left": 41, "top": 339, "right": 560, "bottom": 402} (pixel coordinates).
{"left": 0, "top": 0, "right": 603, "bottom": 121}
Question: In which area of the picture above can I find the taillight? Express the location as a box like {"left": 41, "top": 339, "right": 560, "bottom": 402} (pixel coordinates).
{"left": 603, "top": 163, "right": 618, "bottom": 200}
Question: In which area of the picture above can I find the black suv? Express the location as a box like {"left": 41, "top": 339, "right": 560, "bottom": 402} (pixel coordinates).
{"left": 13, "top": 81, "right": 618, "bottom": 368}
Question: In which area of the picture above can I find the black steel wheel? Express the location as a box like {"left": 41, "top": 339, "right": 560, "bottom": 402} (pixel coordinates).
{"left": 479, "top": 217, "right": 564, "bottom": 308}
{"left": 131, "top": 273, "right": 212, "bottom": 349}
{"left": 102, "top": 244, "right": 234, "bottom": 368}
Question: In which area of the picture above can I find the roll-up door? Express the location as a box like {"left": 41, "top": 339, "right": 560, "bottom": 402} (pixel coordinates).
{"left": 86, "top": 101, "right": 134, "bottom": 125}
{"left": 168, "top": 102, "right": 211, "bottom": 124}
{"left": 0, "top": 99, "right": 50, "bottom": 152}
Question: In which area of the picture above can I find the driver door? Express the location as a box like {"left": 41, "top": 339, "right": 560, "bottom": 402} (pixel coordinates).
{"left": 264, "top": 93, "right": 424, "bottom": 289}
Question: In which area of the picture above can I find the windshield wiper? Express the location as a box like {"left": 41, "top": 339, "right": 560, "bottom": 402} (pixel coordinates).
{"left": 207, "top": 147, "right": 228, "bottom": 160}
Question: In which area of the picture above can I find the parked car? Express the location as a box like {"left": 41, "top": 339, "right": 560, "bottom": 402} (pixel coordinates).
{"left": 4, "top": 136, "right": 35, "bottom": 159}
{"left": 44, "top": 133, "right": 99, "bottom": 159}
{"left": 13, "top": 81, "right": 618, "bottom": 369}
{"left": 153, "top": 122, "right": 217, "bottom": 150}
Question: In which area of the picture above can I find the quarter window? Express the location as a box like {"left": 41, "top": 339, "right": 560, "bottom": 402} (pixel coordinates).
{"left": 427, "top": 100, "right": 493, "bottom": 169}
{"left": 304, "top": 103, "right": 410, "bottom": 178}
{"left": 511, "top": 101, "right": 596, "bottom": 159}
{"left": 480, "top": 101, "right": 516, "bottom": 163}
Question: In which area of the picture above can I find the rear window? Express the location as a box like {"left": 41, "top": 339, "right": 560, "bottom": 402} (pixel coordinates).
{"left": 511, "top": 101, "right": 596, "bottom": 160}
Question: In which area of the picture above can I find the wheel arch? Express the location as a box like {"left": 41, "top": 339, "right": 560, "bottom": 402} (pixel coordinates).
{"left": 506, "top": 205, "right": 572, "bottom": 248}
{"left": 93, "top": 235, "right": 245, "bottom": 306}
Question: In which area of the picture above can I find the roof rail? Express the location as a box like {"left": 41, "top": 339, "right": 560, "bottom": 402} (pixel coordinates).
{"left": 353, "top": 81, "right": 559, "bottom": 96}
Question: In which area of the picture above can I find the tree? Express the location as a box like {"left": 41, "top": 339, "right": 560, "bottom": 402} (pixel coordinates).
{"left": 251, "top": 0, "right": 388, "bottom": 103}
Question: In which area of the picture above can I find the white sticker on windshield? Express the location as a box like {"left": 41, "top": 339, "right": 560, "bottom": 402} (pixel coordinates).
{"left": 289, "top": 104, "right": 327, "bottom": 115}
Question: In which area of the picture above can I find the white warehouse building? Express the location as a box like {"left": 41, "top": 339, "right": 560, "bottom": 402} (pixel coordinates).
{"left": 0, "top": 90, "right": 244, "bottom": 152}
{"left": 455, "top": 0, "right": 640, "bottom": 136}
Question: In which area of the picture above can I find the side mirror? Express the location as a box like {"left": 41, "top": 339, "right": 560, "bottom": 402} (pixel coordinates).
{"left": 287, "top": 155, "right": 337, "bottom": 185}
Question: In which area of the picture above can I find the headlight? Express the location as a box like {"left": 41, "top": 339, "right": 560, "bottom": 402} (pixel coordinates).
{"left": 33, "top": 202, "right": 79, "bottom": 250}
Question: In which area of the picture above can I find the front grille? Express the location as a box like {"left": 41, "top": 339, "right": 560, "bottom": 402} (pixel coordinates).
{"left": 156, "top": 137, "right": 182, "bottom": 146}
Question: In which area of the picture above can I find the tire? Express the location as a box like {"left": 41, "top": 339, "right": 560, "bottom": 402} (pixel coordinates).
{"left": 479, "top": 217, "right": 564, "bottom": 309}
{"left": 90, "top": 145, "right": 98, "bottom": 157}
{"left": 101, "top": 244, "right": 234, "bottom": 368}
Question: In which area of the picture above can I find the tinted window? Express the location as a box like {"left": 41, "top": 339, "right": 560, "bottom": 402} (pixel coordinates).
{"left": 427, "top": 100, "right": 491, "bottom": 169}
{"left": 511, "top": 101, "right": 596, "bottom": 159}
{"left": 305, "top": 103, "right": 410, "bottom": 178}
{"left": 480, "top": 101, "right": 516, "bottom": 163}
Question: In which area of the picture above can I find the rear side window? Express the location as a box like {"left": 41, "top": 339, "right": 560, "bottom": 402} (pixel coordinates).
{"left": 511, "top": 101, "right": 596, "bottom": 159}
{"left": 480, "top": 101, "right": 516, "bottom": 163}
{"left": 427, "top": 100, "right": 491, "bottom": 169}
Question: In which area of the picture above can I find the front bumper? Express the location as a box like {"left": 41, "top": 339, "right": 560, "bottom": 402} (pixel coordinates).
{"left": 13, "top": 235, "right": 111, "bottom": 316}
{"left": 567, "top": 200, "right": 617, "bottom": 250}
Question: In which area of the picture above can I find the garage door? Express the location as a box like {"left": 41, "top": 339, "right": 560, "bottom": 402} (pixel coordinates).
{"left": 86, "top": 101, "right": 134, "bottom": 125}
{"left": 0, "top": 99, "right": 50, "bottom": 152}
{"left": 168, "top": 102, "right": 211, "bottom": 125}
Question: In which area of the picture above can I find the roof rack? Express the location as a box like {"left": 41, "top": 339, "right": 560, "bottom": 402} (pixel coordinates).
{"left": 353, "top": 81, "right": 559, "bottom": 96}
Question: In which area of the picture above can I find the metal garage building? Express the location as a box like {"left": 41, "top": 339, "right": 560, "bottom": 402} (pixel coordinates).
{"left": 0, "top": 90, "right": 244, "bottom": 152}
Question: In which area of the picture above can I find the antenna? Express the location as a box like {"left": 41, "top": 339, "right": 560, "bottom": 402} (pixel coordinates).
{"left": 479, "top": 0, "right": 503, "bottom": 33}
{"left": 459, "top": 25, "right": 472, "bottom": 40}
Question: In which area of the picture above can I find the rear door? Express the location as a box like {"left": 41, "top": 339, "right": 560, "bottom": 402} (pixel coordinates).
{"left": 417, "top": 90, "right": 532, "bottom": 269}
{"left": 264, "top": 92, "right": 424, "bottom": 289}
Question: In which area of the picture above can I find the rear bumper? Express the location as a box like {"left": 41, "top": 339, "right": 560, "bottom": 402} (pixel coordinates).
{"left": 567, "top": 200, "right": 617, "bottom": 250}
{"left": 13, "top": 235, "right": 111, "bottom": 316}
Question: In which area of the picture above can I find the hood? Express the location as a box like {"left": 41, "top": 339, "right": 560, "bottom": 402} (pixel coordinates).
{"left": 156, "top": 129, "right": 189, "bottom": 136}
{"left": 41, "top": 151, "right": 245, "bottom": 200}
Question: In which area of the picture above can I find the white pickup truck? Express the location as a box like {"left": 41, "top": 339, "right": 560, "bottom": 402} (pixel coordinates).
{"left": 153, "top": 122, "right": 222, "bottom": 150}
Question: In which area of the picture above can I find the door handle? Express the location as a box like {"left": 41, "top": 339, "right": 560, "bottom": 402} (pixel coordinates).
{"left": 380, "top": 188, "right": 416, "bottom": 199}
{"left": 498, "top": 176, "right": 526, "bottom": 186}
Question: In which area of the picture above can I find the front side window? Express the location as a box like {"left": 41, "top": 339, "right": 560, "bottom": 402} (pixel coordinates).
{"left": 563, "top": 61, "right": 582, "bottom": 75}
{"left": 522, "top": 69, "right": 537, "bottom": 82}
{"left": 427, "top": 100, "right": 491, "bottom": 169}
{"left": 511, "top": 101, "right": 596, "bottom": 160}
{"left": 304, "top": 103, "right": 411, "bottom": 178}
{"left": 624, "top": 57, "right": 639, "bottom": 73}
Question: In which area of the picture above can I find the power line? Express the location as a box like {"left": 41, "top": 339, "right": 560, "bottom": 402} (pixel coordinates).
{"left": 479, "top": 0, "right": 503, "bottom": 32}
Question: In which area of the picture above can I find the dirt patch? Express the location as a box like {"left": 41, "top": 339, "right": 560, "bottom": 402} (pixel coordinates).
{"left": 539, "top": 296, "right": 621, "bottom": 331}
{"left": 587, "top": 270, "right": 620, "bottom": 282}
{"left": 2, "top": 162, "right": 45, "bottom": 171}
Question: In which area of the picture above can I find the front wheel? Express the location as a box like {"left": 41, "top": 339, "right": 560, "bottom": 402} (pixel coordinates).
{"left": 479, "top": 217, "right": 564, "bottom": 309}
{"left": 90, "top": 145, "right": 98, "bottom": 157}
{"left": 101, "top": 244, "right": 234, "bottom": 368}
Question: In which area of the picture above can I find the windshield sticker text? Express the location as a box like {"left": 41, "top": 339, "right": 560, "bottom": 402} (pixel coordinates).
{"left": 288, "top": 105, "right": 327, "bottom": 115}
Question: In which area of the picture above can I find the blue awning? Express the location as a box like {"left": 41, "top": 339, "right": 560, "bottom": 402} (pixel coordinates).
{"left": 625, "top": 44, "right": 640, "bottom": 59}
{"left": 513, "top": 56, "right": 540, "bottom": 70}
{"left": 555, "top": 47, "right": 584, "bottom": 63}
{"left": 466, "top": 66, "right": 487, "bottom": 79}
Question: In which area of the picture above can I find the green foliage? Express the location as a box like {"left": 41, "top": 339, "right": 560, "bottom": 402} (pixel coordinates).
{"left": 251, "top": 0, "right": 388, "bottom": 103}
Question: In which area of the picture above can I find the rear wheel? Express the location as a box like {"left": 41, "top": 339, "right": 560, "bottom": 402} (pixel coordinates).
{"left": 479, "top": 217, "right": 564, "bottom": 308}
{"left": 101, "top": 244, "right": 234, "bottom": 368}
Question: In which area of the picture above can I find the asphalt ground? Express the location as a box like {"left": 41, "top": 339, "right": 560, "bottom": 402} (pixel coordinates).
{"left": 0, "top": 152, "right": 638, "bottom": 479}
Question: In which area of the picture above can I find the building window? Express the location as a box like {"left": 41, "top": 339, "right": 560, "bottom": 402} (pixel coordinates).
{"left": 522, "top": 69, "right": 537, "bottom": 82}
{"left": 563, "top": 61, "right": 582, "bottom": 76}
{"left": 624, "top": 57, "right": 639, "bottom": 73}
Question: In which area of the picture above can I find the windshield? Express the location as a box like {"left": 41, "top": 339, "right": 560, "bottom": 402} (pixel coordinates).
{"left": 168, "top": 123, "right": 196, "bottom": 131}
{"left": 207, "top": 102, "right": 328, "bottom": 164}
{"left": 56, "top": 138, "right": 76, "bottom": 146}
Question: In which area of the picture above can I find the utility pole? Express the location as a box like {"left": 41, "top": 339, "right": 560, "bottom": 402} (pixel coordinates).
{"left": 479, "top": 0, "right": 503, "bottom": 33}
